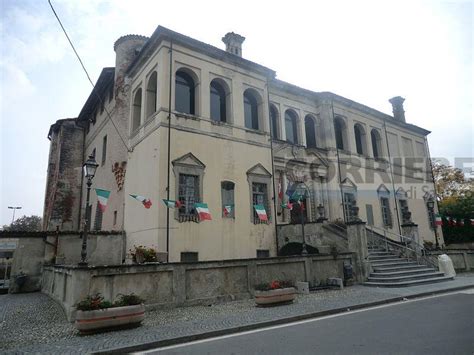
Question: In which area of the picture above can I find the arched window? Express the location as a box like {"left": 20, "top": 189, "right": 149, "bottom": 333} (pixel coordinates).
{"left": 334, "top": 116, "right": 346, "bottom": 150}
{"left": 244, "top": 89, "right": 259, "bottom": 130}
{"left": 354, "top": 124, "right": 366, "bottom": 155}
{"left": 175, "top": 70, "right": 195, "bottom": 115}
{"left": 210, "top": 80, "right": 226, "bottom": 122}
{"left": 371, "top": 129, "right": 382, "bottom": 159}
{"left": 270, "top": 105, "right": 279, "bottom": 139}
{"left": 285, "top": 110, "right": 298, "bottom": 144}
{"left": 146, "top": 72, "right": 157, "bottom": 118}
{"left": 132, "top": 88, "right": 142, "bottom": 132}
{"left": 305, "top": 115, "right": 317, "bottom": 148}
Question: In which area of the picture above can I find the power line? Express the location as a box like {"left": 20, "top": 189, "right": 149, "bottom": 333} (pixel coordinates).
{"left": 48, "top": 0, "right": 131, "bottom": 152}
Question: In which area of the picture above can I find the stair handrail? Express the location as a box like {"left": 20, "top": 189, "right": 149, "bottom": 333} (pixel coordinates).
{"left": 366, "top": 225, "right": 437, "bottom": 269}
{"left": 366, "top": 225, "right": 414, "bottom": 262}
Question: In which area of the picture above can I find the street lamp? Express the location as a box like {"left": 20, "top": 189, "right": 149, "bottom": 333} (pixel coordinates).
{"left": 79, "top": 154, "right": 99, "bottom": 265}
{"left": 294, "top": 182, "right": 309, "bottom": 255}
{"left": 7, "top": 206, "right": 22, "bottom": 224}
{"left": 426, "top": 199, "right": 439, "bottom": 249}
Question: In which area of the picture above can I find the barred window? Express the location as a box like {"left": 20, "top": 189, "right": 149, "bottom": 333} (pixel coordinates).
{"left": 343, "top": 192, "right": 357, "bottom": 222}
{"left": 221, "top": 181, "right": 235, "bottom": 218}
{"left": 178, "top": 174, "right": 199, "bottom": 218}
{"left": 252, "top": 182, "right": 270, "bottom": 224}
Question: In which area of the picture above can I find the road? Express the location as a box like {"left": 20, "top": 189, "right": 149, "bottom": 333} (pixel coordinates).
{"left": 143, "top": 290, "right": 474, "bottom": 355}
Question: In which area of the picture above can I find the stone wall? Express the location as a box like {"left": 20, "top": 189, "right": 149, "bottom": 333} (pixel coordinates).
{"left": 277, "top": 221, "right": 348, "bottom": 254}
{"left": 0, "top": 231, "right": 124, "bottom": 293}
{"left": 42, "top": 252, "right": 355, "bottom": 321}
{"left": 428, "top": 250, "right": 474, "bottom": 272}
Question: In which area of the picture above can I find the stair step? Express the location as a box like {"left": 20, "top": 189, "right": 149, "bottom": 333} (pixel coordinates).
{"left": 368, "top": 272, "right": 445, "bottom": 283}
{"left": 364, "top": 275, "right": 453, "bottom": 288}
{"left": 371, "top": 261, "right": 417, "bottom": 268}
{"left": 368, "top": 252, "right": 392, "bottom": 256}
{"left": 368, "top": 255, "right": 399, "bottom": 260}
{"left": 373, "top": 264, "right": 428, "bottom": 272}
{"left": 370, "top": 268, "right": 436, "bottom": 277}
{"left": 369, "top": 257, "right": 405, "bottom": 263}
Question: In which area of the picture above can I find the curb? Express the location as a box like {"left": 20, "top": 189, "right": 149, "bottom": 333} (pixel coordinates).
{"left": 94, "top": 284, "right": 474, "bottom": 354}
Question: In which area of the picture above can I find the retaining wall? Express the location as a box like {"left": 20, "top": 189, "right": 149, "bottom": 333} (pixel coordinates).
{"left": 42, "top": 252, "right": 355, "bottom": 321}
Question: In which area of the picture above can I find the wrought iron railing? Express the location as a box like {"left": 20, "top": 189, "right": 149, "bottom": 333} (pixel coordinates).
{"left": 366, "top": 225, "right": 438, "bottom": 269}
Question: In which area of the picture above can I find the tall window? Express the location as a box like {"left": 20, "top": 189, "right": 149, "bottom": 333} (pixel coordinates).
{"left": 334, "top": 117, "right": 346, "bottom": 150}
{"left": 270, "top": 105, "right": 279, "bottom": 139}
{"left": 221, "top": 181, "right": 235, "bottom": 218}
{"left": 175, "top": 70, "right": 195, "bottom": 115}
{"left": 146, "top": 71, "right": 157, "bottom": 118}
{"left": 380, "top": 197, "right": 392, "bottom": 227}
{"left": 132, "top": 89, "right": 142, "bottom": 132}
{"left": 93, "top": 202, "right": 103, "bottom": 231}
{"left": 178, "top": 174, "right": 199, "bottom": 217}
{"left": 244, "top": 90, "right": 259, "bottom": 130}
{"left": 101, "top": 135, "right": 107, "bottom": 166}
{"left": 210, "top": 80, "right": 226, "bottom": 122}
{"left": 371, "top": 129, "right": 382, "bottom": 159}
{"left": 354, "top": 124, "right": 365, "bottom": 155}
{"left": 285, "top": 110, "right": 298, "bottom": 144}
{"left": 343, "top": 192, "right": 357, "bottom": 222}
{"left": 305, "top": 115, "right": 317, "bottom": 148}
{"left": 252, "top": 182, "right": 269, "bottom": 223}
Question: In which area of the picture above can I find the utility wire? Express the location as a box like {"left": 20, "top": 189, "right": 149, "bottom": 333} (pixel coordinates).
{"left": 48, "top": 0, "right": 131, "bottom": 152}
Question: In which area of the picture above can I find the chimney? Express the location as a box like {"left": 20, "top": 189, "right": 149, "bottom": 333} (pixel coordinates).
{"left": 222, "top": 32, "right": 245, "bottom": 57}
{"left": 389, "top": 96, "right": 406, "bottom": 123}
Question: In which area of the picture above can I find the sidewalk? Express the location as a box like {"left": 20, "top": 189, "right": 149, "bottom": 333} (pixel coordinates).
{"left": 1, "top": 273, "right": 473, "bottom": 354}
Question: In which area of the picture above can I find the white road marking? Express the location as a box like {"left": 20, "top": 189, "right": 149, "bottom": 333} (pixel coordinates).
{"left": 137, "top": 288, "right": 474, "bottom": 354}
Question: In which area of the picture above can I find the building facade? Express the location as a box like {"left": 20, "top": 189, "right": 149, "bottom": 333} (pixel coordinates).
{"left": 43, "top": 26, "right": 444, "bottom": 262}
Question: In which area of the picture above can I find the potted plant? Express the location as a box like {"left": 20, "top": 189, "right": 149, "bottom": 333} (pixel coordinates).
{"left": 254, "top": 280, "right": 296, "bottom": 306}
{"left": 75, "top": 293, "right": 145, "bottom": 334}
{"left": 129, "top": 245, "right": 158, "bottom": 264}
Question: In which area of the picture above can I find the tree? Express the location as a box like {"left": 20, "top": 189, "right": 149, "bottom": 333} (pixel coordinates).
{"left": 432, "top": 160, "right": 473, "bottom": 201}
{"left": 2, "top": 215, "right": 42, "bottom": 231}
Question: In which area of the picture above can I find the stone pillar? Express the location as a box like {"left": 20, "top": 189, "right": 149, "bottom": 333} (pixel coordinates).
{"left": 346, "top": 221, "right": 369, "bottom": 282}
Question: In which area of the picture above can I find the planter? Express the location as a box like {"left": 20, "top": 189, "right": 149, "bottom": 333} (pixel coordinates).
{"left": 255, "top": 287, "right": 296, "bottom": 306}
{"left": 75, "top": 304, "right": 145, "bottom": 334}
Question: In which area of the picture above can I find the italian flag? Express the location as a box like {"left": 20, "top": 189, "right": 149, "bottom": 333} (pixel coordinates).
{"left": 162, "top": 199, "right": 182, "bottom": 209}
{"left": 95, "top": 189, "right": 111, "bottom": 212}
{"left": 130, "top": 194, "right": 152, "bottom": 209}
{"left": 195, "top": 203, "right": 212, "bottom": 221}
{"left": 434, "top": 214, "right": 442, "bottom": 226}
{"left": 458, "top": 219, "right": 464, "bottom": 227}
{"left": 254, "top": 204, "right": 268, "bottom": 221}
{"left": 223, "top": 205, "right": 232, "bottom": 217}
{"left": 281, "top": 201, "right": 293, "bottom": 210}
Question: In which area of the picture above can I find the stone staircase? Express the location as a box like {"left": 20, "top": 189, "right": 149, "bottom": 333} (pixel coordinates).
{"left": 364, "top": 247, "right": 453, "bottom": 287}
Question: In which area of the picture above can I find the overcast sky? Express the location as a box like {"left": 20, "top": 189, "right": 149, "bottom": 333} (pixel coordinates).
{"left": 0, "top": 0, "right": 472, "bottom": 226}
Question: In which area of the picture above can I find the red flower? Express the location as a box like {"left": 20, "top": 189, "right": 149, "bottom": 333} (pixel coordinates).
{"left": 270, "top": 281, "right": 281, "bottom": 289}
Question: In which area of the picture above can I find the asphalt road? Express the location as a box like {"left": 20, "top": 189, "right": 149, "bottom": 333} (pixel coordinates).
{"left": 144, "top": 291, "right": 474, "bottom": 355}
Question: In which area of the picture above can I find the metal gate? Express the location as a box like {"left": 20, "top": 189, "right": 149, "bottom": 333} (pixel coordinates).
{"left": 0, "top": 240, "right": 17, "bottom": 293}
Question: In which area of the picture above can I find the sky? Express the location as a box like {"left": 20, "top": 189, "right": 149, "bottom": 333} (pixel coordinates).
{"left": 0, "top": 0, "right": 472, "bottom": 226}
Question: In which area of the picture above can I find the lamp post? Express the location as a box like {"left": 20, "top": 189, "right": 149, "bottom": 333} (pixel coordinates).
{"left": 7, "top": 206, "right": 22, "bottom": 224}
{"left": 79, "top": 154, "right": 99, "bottom": 266}
{"left": 427, "top": 199, "right": 439, "bottom": 249}
{"left": 294, "top": 182, "right": 309, "bottom": 255}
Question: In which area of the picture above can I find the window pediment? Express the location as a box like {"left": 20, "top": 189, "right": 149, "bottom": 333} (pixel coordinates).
{"left": 246, "top": 163, "right": 271, "bottom": 177}
{"left": 172, "top": 153, "right": 205, "bottom": 169}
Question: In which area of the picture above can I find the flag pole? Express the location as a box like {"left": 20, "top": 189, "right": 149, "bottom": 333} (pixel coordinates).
{"left": 166, "top": 41, "right": 173, "bottom": 263}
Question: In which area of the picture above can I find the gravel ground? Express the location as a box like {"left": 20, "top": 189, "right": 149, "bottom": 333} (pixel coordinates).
{"left": 1, "top": 274, "right": 473, "bottom": 354}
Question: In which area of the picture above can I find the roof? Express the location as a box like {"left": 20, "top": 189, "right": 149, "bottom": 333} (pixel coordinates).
{"left": 126, "top": 26, "right": 276, "bottom": 79}
{"left": 76, "top": 67, "right": 115, "bottom": 123}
